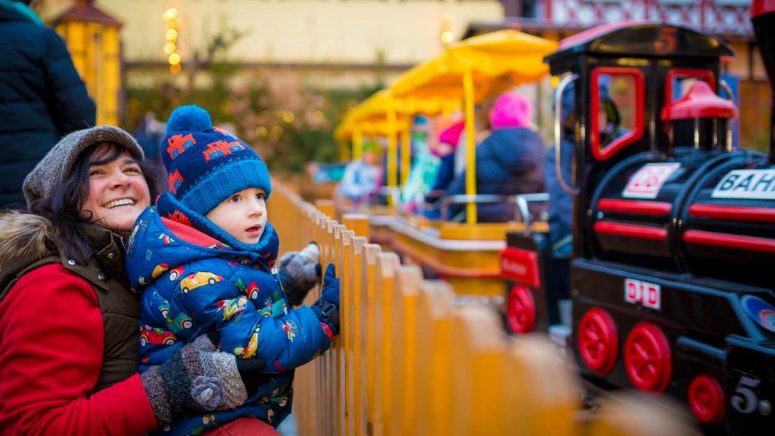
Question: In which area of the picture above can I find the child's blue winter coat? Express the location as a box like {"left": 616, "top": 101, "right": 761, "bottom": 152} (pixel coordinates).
{"left": 126, "top": 205, "right": 334, "bottom": 434}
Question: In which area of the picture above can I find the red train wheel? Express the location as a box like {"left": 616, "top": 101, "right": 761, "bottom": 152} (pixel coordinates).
{"left": 624, "top": 322, "right": 672, "bottom": 392}
{"left": 577, "top": 308, "right": 618, "bottom": 375}
{"left": 688, "top": 374, "right": 725, "bottom": 424}
{"left": 506, "top": 285, "right": 536, "bottom": 333}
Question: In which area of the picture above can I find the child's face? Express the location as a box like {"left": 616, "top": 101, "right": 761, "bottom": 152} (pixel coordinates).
{"left": 206, "top": 187, "right": 267, "bottom": 245}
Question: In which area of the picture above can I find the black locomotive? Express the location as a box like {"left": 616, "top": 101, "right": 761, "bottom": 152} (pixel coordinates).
{"left": 501, "top": 3, "right": 775, "bottom": 434}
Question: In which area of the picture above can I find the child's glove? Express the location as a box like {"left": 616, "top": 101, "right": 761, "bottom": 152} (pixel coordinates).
{"left": 140, "top": 335, "right": 248, "bottom": 427}
{"left": 314, "top": 263, "right": 340, "bottom": 333}
{"left": 278, "top": 242, "right": 321, "bottom": 306}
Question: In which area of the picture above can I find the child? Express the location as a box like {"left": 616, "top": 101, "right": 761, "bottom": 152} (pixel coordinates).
{"left": 125, "top": 105, "right": 340, "bottom": 434}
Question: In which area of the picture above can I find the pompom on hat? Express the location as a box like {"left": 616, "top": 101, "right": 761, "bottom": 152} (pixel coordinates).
{"left": 161, "top": 105, "right": 271, "bottom": 216}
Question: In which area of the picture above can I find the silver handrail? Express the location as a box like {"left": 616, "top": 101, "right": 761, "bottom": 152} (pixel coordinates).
{"left": 439, "top": 193, "right": 549, "bottom": 225}
{"left": 719, "top": 79, "right": 735, "bottom": 152}
{"left": 440, "top": 194, "right": 515, "bottom": 221}
{"left": 554, "top": 74, "right": 579, "bottom": 195}
{"left": 514, "top": 192, "right": 549, "bottom": 231}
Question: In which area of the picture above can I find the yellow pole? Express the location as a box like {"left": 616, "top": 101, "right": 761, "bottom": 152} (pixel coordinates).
{"left": 400, "top": 117, "right": 411, "bottom": 186}
{"left": 463, "top": 69, "right": 478, "bottom": 224}
{"left": 387, "top": 103, "right": 397, "bottom": 207}
{"left": 353, "top": 127, "right": 364, "bottom": 161}
{"left": 340, "top": 140, "right": 349, "bottom": 162}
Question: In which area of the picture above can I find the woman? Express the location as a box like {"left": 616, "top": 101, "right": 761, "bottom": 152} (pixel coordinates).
{"left": 0, "top": 126, "right": 252, "bottom": 434}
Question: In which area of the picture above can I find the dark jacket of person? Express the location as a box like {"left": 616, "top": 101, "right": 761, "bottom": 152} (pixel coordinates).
{"left": 545, "top": 135, "right": 574, "bottom": 256}
{"left": 0, "top": 2, "right": 96, "bottom": 207}
{"left": 445, "top": 127, "right": 546, "bottom": 222}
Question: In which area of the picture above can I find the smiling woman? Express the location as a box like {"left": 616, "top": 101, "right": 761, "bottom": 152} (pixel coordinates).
{"left": 0, "top": 125, "right": 257, "bottom": 435}
{"left": 80, "top": 143, "right": 151, "bottom": 232}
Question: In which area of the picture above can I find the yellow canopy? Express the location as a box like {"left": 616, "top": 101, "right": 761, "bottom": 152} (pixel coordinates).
{"left": 387, "top": 29, "right": 558, "bottom": 223}
{"left": 389, "top": 29, "right": 558, "bottom": 102}
{"left": 334, "top": 90, "right": 460, "bottom": 141}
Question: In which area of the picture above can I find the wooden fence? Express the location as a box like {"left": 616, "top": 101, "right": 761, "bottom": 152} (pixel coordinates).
{"left": 269, "top": 180, "right": 692, "bottom": 436}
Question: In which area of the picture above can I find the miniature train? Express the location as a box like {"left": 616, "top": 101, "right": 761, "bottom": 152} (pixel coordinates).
{"left": 500, "top": 4, "right": 775, "bottom": 434}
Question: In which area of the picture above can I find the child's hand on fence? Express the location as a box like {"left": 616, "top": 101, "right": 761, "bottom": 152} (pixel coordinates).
{"left": 314, "top": 263, "right": 340, "bottom": 333}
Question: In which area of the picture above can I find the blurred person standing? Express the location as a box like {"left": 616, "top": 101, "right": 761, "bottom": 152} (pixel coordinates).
{"left": 338, "top": 140, "right": 382, "bottom": 205}
{"left": 0, "top": 0, "right": 95, "bottom": 208}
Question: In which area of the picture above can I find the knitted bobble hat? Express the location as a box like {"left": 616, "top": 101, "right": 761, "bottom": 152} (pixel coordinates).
{"left": 489, "top": 91, "right": 532, "bottom": 130}
{"left": 161, "top": 105, "right": 271, "bottom": 216}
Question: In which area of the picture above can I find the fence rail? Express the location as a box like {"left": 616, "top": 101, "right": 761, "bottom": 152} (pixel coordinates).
{"left": 269, "top": 179, "right": 692, "bottom": 436}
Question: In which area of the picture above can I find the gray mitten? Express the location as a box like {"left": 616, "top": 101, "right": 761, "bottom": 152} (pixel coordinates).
{"left": 140, "top": 335, "right": 248, "bottom": 426}
{"left": 278, "top": 242, "right": 322, "bottom": 306}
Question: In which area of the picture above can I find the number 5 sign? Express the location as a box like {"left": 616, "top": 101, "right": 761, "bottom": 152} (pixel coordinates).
{"left": 623, "top": 162, "right": 681, "bottom": 199}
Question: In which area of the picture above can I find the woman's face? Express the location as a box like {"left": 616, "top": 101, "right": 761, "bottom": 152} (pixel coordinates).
{"left": 80, "top": 145, "right": 151, "bottom": 231}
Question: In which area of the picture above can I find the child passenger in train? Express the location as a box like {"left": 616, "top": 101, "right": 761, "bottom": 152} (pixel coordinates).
{"left": 124, "top": 105, "right": 341, "bottom": 434}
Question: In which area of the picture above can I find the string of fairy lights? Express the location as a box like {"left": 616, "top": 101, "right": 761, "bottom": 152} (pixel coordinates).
{"left": 160, "top": 5, "right": 454, "bottom": 72}
{"left": 163, "top": 7, "right": 181, "bottom": 74}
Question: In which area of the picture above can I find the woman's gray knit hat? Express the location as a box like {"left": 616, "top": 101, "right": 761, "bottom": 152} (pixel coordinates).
{"left": 23, "top": 125, "right": 145, "bottom": 206}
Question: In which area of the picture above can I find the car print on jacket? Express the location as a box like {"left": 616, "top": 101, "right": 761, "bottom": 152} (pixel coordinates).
{"left": 179, "top": 271, "right": 223, "bottom": 293}
{"left": 168, "top": 265, "right": 184, "bottom": 281}
{"left": 140, "top": 324, "right": 177, "bottom": 347}
{"left": 236, "top": 278, "right": 261, "bottom": 300}
{"left": 151, "top": 263, "right": 169, "bottom": 279}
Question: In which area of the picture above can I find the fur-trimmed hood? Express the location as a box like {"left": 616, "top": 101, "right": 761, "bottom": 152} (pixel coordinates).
{"left": 0, "top": 211, "right": 54, "bottom": 271}
{"left": 0, "top": 211, "right": 129, "bottom": 295}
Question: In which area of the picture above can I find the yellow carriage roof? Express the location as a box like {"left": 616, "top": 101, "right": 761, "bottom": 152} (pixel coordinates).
{"left": 389, "top": 29, "right": 558, "bottom": 101}
{"left": 335, "top": 30, "right": 558, "bottom": 141}
{"left": 335, "top": 90, "right": 460, "bottom": 141}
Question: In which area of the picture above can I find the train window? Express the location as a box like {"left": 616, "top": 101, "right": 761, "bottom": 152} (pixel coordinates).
{"left": 665, "top": 68, "right": 715, "bottom": 103}
{"left": 590, "top": 67, "right": 645, "bottom": 161}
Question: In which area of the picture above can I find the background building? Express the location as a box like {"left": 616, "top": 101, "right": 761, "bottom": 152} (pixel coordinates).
{"left": 39, "top": 0, "right": 769, "bottom": 165}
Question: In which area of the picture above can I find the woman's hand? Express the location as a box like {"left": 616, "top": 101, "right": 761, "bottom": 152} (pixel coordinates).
{"left": 140, "top": 335, "right": 248, "bottom": 426}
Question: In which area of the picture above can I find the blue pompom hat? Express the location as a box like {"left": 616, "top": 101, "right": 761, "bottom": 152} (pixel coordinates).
{"left": 161, "top": 105, "right": 271, "bottom": 216}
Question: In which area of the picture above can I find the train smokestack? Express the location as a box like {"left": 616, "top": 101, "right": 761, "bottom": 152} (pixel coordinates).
{"left": 751, "top": 0, "right": 775, "bottom": 163}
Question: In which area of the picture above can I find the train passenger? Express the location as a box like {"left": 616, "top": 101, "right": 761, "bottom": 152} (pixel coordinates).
{"left": 444, "top": 91, "right": 546, "bottom": 222}
{"left": 125, "top": 105, "right": 341, "bottom": 434}
{"left": 422, "top": 118, "right": 464, "bottom": 218}
{"left": 0, "top": 0, "right": 96, "bottom": 208}
{"left": 430, "top": 118, "right": 465, "bottom": 194}
{"left": 338, "top": 139, "right": 382, "bottom": 205}
{"left": 401, "top": 116, "right": 443, "bottom": 211}
{"left": 0, "top": 126, "right": 257, "bottom": 434}
{"left": 545, "top": 81, "right": 625, "bottom": 257}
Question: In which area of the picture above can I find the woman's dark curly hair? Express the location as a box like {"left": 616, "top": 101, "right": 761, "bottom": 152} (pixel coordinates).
{"left": 28, "top": 142, "right": 160, "bottom": 264}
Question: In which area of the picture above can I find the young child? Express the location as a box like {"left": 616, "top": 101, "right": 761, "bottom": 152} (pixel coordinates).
{"left": 125, "top": 105, "right": 340, "bottom": 434}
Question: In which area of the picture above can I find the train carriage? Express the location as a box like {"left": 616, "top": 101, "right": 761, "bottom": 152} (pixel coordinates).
{"left": 502, "top": 5, "right": 775, "bottom": 434}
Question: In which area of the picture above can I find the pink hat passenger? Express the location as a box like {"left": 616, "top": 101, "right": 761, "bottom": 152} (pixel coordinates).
{"left": 489, "top": 91, "right": 533, "bottom": 130}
